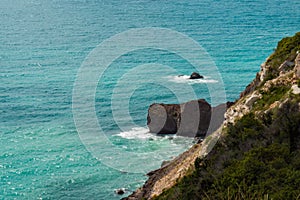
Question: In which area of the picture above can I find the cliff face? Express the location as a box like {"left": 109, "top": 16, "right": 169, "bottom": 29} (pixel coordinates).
{"left": 124, "top": 32, "right": 300, "bottom": 200}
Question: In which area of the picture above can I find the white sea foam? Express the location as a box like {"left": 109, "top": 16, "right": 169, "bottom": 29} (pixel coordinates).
{"left": 116, "top": 127, "right": 156, "bottom": 140}
{"left": 116, "top": 127, "right": 188, "bottom": 141}
{"left": 166, "top": 75, "right": 218, "bottom": 84}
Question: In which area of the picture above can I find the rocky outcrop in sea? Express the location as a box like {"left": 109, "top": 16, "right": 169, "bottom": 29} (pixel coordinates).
{"left": 147, "top": 99, "right": 211, "bottom": 137}
{"left": 147, "top": 99, "right": 233, "bottom": 138}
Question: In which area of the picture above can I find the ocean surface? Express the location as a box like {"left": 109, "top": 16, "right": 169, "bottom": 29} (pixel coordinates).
{"left": 1, "top": 0, "right": 300, "bottom": 199}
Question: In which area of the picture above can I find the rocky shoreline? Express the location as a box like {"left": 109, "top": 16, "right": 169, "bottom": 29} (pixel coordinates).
{"left": 123, "top": 32, "right": 300, "bottom": 199}
{"left": 122, "top": 100, "right": 233, "bottom": 199}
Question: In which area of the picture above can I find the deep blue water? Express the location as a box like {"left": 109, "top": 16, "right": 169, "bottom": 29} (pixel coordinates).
{"left": 1, "top": 0, "right": 300, "bottom": 199}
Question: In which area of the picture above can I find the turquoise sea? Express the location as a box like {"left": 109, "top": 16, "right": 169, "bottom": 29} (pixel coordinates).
{"left": 1, "top": 0, "right": 300, "bottom": 199}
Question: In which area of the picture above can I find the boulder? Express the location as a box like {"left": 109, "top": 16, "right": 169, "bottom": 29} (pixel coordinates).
{"left": 245, "top": 92, "right": 262, "bottom": 108}
{"left": 147, "top": 99, "right": 212, "bottom": 137}
{"left": 189, "top": 72, "right": 204, "bottom": 79}
{"left": 115, "top": 188, "right": 126, "bottom": 195}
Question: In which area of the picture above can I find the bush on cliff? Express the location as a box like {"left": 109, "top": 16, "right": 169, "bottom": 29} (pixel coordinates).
{"left": 264, "top": 32, "right": 300, "bottom": 81}
{"left": 255, "top": 85, "right": 289, "bottom": 110}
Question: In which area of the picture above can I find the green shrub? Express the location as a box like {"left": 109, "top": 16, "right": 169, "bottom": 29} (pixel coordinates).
{"left": 263, "top": 70, "right": 278, "bottom": 82}
{"left": 254, "top": 85, "right": 289, "bottom": 110}
{"left": 267, "top": 32, "right": 300, "bottom": 70}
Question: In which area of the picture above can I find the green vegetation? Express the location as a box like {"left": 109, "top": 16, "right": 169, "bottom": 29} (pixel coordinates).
{"left": 264, "top": 32, "right": 300, "bottom": 82}
{"left": 297, "top": 79, "right": 300, "bottom": 88}
{"left": 255, "top": 85, "right": 289, "bottom": 110}
{"left": 267, "top": 32, "right": 300, "bottom": 69}
{"left": 155, "top": 100, "right": 300, "bottom": 200}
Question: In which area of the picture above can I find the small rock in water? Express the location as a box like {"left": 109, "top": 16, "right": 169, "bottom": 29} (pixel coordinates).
{"left": 115, "top": 188, "right": 126, "bottom": 195}
{"left": 194, "top": 137, "right": 204, "bottom": 144}
{"left": 189, "top": 72, "right": 204, "bottom": 79}
{"left": 168, "top": 136, "right": 174, "bottom": 140}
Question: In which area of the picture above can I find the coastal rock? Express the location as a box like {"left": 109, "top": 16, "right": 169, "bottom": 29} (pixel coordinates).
{"left": 292, "top": 84, "right": 300, "bottom": 95}
{"left": 278, "top": 60, "right": 294, "bottom": 73}
{"left": 115, "top": 188, "right": 126, "bottom": 195}
{"left": 259, "top": 62, "right": 268, "bottom": 82}
{"left": 207, "top": 103, "right": 229, "bottom": 134}
{"left": 161, "top": 160, "right": 171, "bottom": 167}
{"left": 245, "top": 91, "right": 262, "bottom": 108}
{"left": 147, "top": 99, "right": 211, "bottom": 137}
{"left": 228, "top": 54, "right": 300, "bottom": 125}
{"left": 189, "top": 72, "right": 204, "bottom": 79}
{"left": 177, "top": 99, "right": 211, "bottom": 137}
{"left": 147, "top": 99, "right": 229, "bottom": 137}
{"left": 123, "top": 143, "right": 203, "bottom": 200}
{"left": 294, "top": 54, "right": 300, "bottom": 79}
{"left": 147, "top": 103, "right": 180, "bottom": 134}
{"left": 240, "top": 71, "right": 261, "bottom": 98}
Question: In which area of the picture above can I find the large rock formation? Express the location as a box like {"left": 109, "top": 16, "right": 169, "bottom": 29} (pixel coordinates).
{"left": 147, "top": 99, "right": 211, "bottom": 137}
{"left": 147, "top": 99, "right": 230, "bottom": 137}
{"left": 178, "top": 99, "right": 211, "bottom": 137}
{"left": 147, "top": 103, "right": 181, "bottom": 134}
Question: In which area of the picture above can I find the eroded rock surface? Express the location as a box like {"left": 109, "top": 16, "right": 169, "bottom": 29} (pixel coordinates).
{"left": 147, "top": 99, "right": 211, "bottom": 137}
{"left": 147, "top": 99, "right": 232, "bottom": 137}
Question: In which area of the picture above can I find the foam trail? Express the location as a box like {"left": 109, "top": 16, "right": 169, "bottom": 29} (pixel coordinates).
{"left": 166, "top": 75, "right": 218, "bottom": 84}
{"left": 116, "top": 127, "right": 195, "bottom": 144}
{"left": 116, "top": 127, "right": 155, "bottom": 140}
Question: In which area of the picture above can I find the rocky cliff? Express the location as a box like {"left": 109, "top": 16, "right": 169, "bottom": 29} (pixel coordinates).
{"left": 124, "top": 32, "right": 300, "bottom": 200}
{"left": 147, "top": 99, "right": 227, "bottom": 137}
{"left": 147, "top": 99, "right": 233, "bottom": 138}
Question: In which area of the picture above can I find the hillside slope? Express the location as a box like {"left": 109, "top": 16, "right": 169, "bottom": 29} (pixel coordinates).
{"left": 125, "top": 32, "right": 300, "bottom": 200}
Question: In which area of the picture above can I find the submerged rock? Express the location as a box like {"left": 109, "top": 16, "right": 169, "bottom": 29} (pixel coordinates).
{"left": 189, "top": 72, "right": 204, "bottom": 79}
